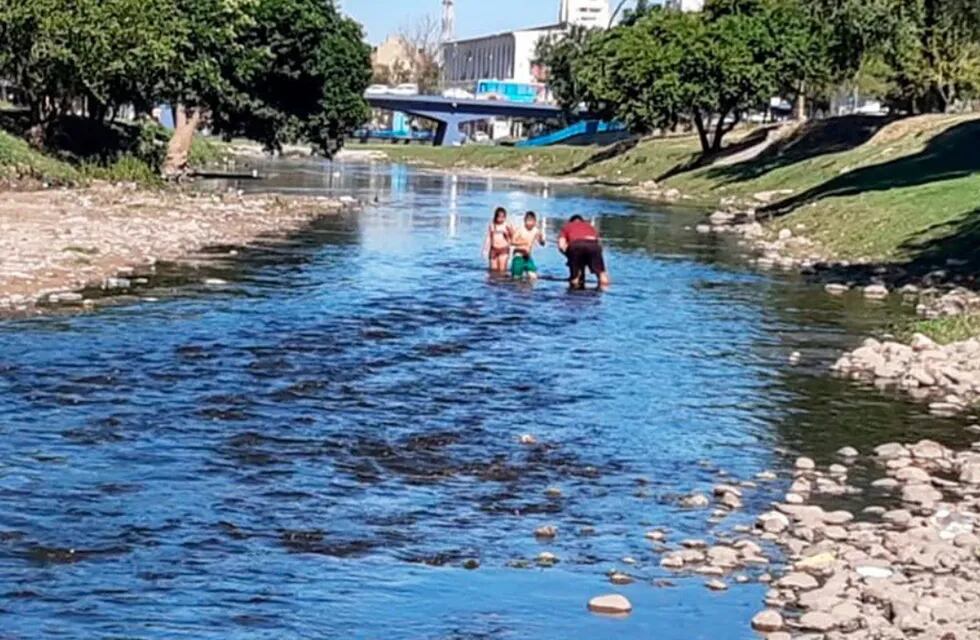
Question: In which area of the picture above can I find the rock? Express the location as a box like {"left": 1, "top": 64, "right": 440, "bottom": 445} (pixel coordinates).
{"left": 875, "top": 443, "right": 908, "bottom": 459}
{"left": 696, "top": 224, "right": 712, "bottom": 234}
{"left": 644, "top": 529, "right": 666, "bottom": 542}
{"left": 960, "top": 463, "right": 980, "bottom": 485}
{"left": 910, "top": 439, "right": 947, "bottom": 460}
{"left": 707, "top": 546, "right": 740, "bottom": 569}
{"left": 536, "top": 552, "right": 558, "bottom": 567}
{"left": 799, "top": 611, "right": 837, "bottom": 632}
{"left": 719, "top": 492, "right": 743, "bottom": 510}
{"left": 901, "top": 483, "right": 942, "bottom": 506}
{"left": 682, "top": 539, "right": 708, "bottom": 549}
{"left": 825, "top": 283, "right": 849, "bottom": 295}
{"left": 864, "top": 284, "right": 890, "bottom": 299}
{"left": 462, "top": 558, "right": 480, "bottom": 570}
{"left": 756, "top": 470, "right": 778, "bottom": 481}
{"left": 534, "top": 525, "right": 557, "bottom": 539}
{"left": 777, "top": 228, "right": 793, "bottom": 241}
{"left": 895, "top": 466, "right": 931, "bottom": 483}
{"left": 856, "top": 565, "right": 893, "bottom": 579}
{"left": 705, "top": 579, "right": 728, "bottom": 591}
{"left": 609, "top": 572, "right": 633, "bottom": 585}
{"left": 837, "top": 446, "right": 859, "bottom": 458}
{"left": 788, "top": 351, "right": 802, "bottom": 365}
{"left": 795, "top": 552, "right": 836, "bottom": 572}
{"left": 660, "top": 553, "right": 685, "bottom": 570}
{"left": 544, "top": 487, "right": 562, "bottom": 498}
{"left": 751, "top": 609, "right": 784, "bottom": 632}
{"left": 680, "top": 493, "right": 710, "bottom": 508}
{"left": 759, "top": 511, "right": 790, "bottom": 533}
{"left": 795, "top": 457, "right": 816, "bottom": 471}
{"left": 824, "top": 511, "right": 855, "bottom": 528}
{"left": 587, "top": 594, "right": 632, "bottom": 616}
{"left": 883, "top": 509, "right": 912, "bottom": 527}
{"left": 777, "top": 572, "right": 819, "bottom": 590}
{"left": 519, "top": 434, "right": 537, "bottom": 445}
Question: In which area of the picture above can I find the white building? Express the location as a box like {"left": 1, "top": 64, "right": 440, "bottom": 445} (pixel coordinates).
{"left": 560, "top": 0, "right": 611, "bottom": 28}
{"left": 664, "top": 0, "right": 705, "bottom": 12}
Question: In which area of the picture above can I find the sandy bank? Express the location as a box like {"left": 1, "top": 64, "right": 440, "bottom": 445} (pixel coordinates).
{"left": 0, "top": 183, "right": 355, "bottom": 314}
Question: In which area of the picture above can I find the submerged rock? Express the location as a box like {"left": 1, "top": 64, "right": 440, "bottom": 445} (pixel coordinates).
{"left": 587, "top": 594, "right": 632, "bottom": 615}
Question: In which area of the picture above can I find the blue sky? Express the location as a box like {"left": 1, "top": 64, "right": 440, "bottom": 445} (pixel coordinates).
{"left": 343, "top": 0, "right": 589, "bottom": 43}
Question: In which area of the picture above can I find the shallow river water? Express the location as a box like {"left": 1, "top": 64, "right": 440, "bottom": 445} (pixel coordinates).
{"left": 0, "top": 160, "right": 972, "bottom": 639}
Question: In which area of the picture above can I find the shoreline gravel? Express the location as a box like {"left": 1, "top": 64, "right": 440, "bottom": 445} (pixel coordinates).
{"left": 0, "top": 182, "right": 356, "bottom": 315}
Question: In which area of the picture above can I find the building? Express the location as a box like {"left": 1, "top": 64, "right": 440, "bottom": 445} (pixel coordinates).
{"left": 559, "top": 0, "right": 611, "bottom": 28}
{"left": 372, "top": 35, "right": 417, "bottom": 78}
{"left": 441, "top": 0, "right": 611, "bottom": 90}
{"left": 442, "top": 25, "right": 563, "bottom": 90}
{"left": 664, "top": 0, "right": 705, "bottom": 11}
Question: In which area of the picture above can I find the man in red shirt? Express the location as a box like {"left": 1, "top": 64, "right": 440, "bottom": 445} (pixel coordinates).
{"left": 558, "top": 215, "right": 610, "bottom": 288}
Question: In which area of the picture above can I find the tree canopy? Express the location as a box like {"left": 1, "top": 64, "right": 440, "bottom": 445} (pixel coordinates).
{"left": 535, "top": 0, "right": 980, "bottom": 156}
{"left": 0, "top": 0, "right": 371, "bottom": 170}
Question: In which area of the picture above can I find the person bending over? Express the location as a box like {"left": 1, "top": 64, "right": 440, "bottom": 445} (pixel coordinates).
{"left": 558, "top": 215, "right": 610, "bottom": 289}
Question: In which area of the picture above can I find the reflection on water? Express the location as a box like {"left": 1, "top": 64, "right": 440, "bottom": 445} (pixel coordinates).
{"left": 0, "top": 159, "right": 971, "bottom": 639}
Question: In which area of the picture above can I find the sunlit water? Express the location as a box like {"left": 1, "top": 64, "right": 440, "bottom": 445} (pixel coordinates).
{"left": 0, "top": 160, "right": 973, "bottom": 639}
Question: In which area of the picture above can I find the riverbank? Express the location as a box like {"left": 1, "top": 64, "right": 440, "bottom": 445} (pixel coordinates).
{"left": 0, "top": 183, "right": 355, "bottom": 315}
{"left": 363, "top": 114, "right": 980, "bottom": 271}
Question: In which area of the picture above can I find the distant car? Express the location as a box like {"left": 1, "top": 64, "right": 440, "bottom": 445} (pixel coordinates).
{"left": 365, "top": 84, "right": 389, "bottom": 96}
{"left": 389, "top": 83, "right": 419, "bottom": 96}
{"left": 442, "top": 88, "right": 474, "bottom": 100}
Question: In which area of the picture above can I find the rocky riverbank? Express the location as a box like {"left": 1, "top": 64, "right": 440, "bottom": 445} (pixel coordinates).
{"left": 699, "top": 207, "right": 980, "bottom": 415}
{"left": 748, "top": 440, "right": 980, "bottom": 640}
{"left": 0, "top": 182, "right": 356, "bottom": 315}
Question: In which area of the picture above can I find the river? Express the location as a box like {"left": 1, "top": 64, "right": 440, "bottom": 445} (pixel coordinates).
{"left": 0, "top": 160, "right": 970, "bottom": 639}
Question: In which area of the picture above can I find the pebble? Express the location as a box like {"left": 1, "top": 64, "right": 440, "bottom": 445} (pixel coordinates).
{"left": 609, "top": 572, "right": 633, "bottom": 585}
{"left": 705, "top": 579, "right": 728, "bottom": 591}
{"left": 587, "top": 594, "right": 632, "bottom": 616}
{"left": 837, "top": 446, "right": 859, "bottom": 458}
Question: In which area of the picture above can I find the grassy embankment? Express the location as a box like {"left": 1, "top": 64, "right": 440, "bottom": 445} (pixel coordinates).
{"left": 368, "top": 114, "right": 980, "bottom": 341}
{"left": 0, "top": 111, "right": 230, "bottom": 187}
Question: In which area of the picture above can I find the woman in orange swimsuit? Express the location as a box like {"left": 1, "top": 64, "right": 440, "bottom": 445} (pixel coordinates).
{"left": 483, "top": 207, "right": 512, "bottom": 274}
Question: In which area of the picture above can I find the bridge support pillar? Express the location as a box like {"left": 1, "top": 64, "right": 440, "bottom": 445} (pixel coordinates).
{"left": 428, "top": 114, "right": 485, "bottom": 147}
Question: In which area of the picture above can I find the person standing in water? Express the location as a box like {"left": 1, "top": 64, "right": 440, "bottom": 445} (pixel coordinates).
{"left": 558, "top": 215, "right": 610, "bottom": 289}
{"left": 510, "top": 211, "right": 546, "bottom": 281}
{"left": 483, "top": 207, "right": 512, "bottom": 274}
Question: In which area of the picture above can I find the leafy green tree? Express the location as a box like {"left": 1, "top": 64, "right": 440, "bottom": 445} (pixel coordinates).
{"left": 533, "top": 25, "right": 598, "bottom": 115}
{"left": 878, "top": 0, "right": 980, "bottom": 113}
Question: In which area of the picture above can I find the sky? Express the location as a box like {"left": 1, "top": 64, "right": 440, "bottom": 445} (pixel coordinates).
{"left": 342, "top": 0, "right": 613, "bottom": 44}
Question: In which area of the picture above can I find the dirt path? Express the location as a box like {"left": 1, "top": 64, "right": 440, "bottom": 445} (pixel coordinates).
{"left": 0, "top": 183, "right": 353, "bottom": 313}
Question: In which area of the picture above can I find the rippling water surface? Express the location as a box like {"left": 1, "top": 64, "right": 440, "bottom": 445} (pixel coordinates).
{"left": 0, "top": 160, "right": 971, "bottom": 639}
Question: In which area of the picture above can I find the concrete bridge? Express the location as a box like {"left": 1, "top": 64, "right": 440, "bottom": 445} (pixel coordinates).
{"left": 365, "top": 94, "right": 566, "bottom": 146}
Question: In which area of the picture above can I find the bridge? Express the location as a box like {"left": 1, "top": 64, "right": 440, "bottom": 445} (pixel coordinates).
{"left": 364, "top": 94, "right": 567, "bottom": 146}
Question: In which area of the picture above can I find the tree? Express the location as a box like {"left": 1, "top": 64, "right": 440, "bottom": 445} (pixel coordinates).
{"left": 160, "top": 0, "right": 372, "bottom": 176}
{"left": 533, "top": 25, "right": 598, "bottom": 115}
{"left": 398, "top": 14, "right": 442, "bottom": 94}
{"left": 877, "top": 0, "right": 980, "bottom": 113}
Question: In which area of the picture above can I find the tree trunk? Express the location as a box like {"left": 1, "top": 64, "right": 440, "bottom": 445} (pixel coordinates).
{"left": 692, "top": 111, "right": 711, "bottom": 154}
{"left": 794, "top": 82, "right": 807, "bottom": 121}
{"left": 162, "top": 106, "right": 201, "bottom": 179}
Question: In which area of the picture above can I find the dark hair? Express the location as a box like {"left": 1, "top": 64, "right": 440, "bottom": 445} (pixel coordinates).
{"left": 524, "top": 210, "right": 537, "bottom": 220}
{"left": 569, "top": 214, "right": 584, "bottom": 223}
{"left": 493, "top": 207, "right": 507, "bottom": 222}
